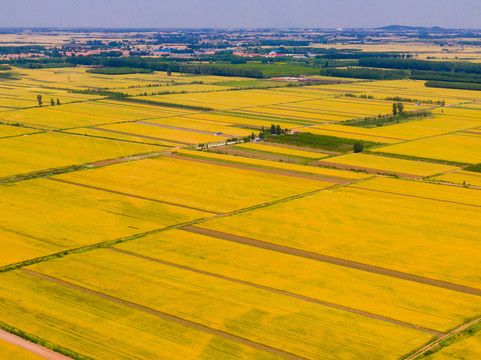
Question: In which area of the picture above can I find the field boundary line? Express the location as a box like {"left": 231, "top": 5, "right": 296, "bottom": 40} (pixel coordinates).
{"left": 182, "top": 226, "right": 481, "bottom": 298}
{"left": 21, "top": 269, "right": 307, "bottom": 360}
{"left": 109, "top": 247, "right": 442, "bottom": 336}
{"left": 349, "top": 185, "right": 481, "bottom": 208}
{"left": 403, "top": 316, "right": 481, "bottom": 360}
{"left": 0, "top": 329, "right": 74, "bottom": 360}
{"left": 167, "top": 153, "right": 353, "bottom": 184}
{"left": 47, "top": 178, "right": 219, "bottom": 215}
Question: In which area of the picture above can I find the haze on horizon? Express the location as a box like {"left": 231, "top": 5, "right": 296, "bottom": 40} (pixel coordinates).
{"left": 1, "top": 0, "right": 480, "bottom": 29}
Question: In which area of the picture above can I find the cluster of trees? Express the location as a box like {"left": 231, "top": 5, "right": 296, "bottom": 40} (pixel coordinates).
{"left": 320, "top": 67, "right": 408, "bottom": 80}
{"left": 425, "top": 80, "right": 481, "bottom": 91}
{"left": 392, "top": 102, "right": 404, "bottom": 115}
{"left": 36, "top": 95, "right": 60, "bottom": 106}
{"left": 86, "top": 67, "right": 153, "bottom": 75}
{"left": 359, "top": 57, "right": 481, "bottom": 74}
{"left": 411, "top": 70, "right": 481, "bottom": 84}
{"left": 341, "top": 109, "right": 432, "bottom": 128}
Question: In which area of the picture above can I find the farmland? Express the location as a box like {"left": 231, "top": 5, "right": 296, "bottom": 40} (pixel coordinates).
{"left": 1, "top": 37, "right": 481, "bottom": 360}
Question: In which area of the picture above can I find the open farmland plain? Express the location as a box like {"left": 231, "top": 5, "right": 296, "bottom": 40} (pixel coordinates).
{"left": 1, "top": 64, "right": 481, "bottom": 360}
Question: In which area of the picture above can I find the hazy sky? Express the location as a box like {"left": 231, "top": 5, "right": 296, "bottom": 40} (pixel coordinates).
{"left": 2, "top": 0, "right": 481, "bottom": 29}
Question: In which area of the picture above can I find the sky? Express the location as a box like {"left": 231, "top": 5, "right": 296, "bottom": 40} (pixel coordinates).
{"left": 1, "top": 0, "right": 481, "bottom": 29}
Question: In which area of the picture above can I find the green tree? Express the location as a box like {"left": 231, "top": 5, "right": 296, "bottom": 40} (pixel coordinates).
{"left": 57, "top": 98, "right": 60, "bottom": 105}
{"left": 353, "top": 142, "right": 364, "bottom": 153}
{"left": 270, "top": 124, "right": 276, "bottom": 134}
{"left": 392, "top": 103, "right": 397, "bottom": 115}
{"left": 397, "top": 102, "right": 404, "bottom": 114}
{"left": 37, "top": 94, "right": 42, "bottom": 106}
{"left": 276, "top": 125, "right": 281, "bottom": 135}
{"left": 50, "top": 98, "right": 55, "bottom": 106}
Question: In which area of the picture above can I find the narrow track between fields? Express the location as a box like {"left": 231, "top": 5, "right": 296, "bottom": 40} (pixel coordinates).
{"left": 0, "top": 329, "right": 73, "bottom": 360}
{"left": 349, "top": 185, "right": 481, "bottom": 208}
{"left": 183, "top": 226, "right": 481, "bottom": 297}
{"left": 404, "top": 316, "right": 481, "bottom": 360}
{"left": 109, "top": 247, "right": 442, "bottom": 336}
{"left": 21, "top": 269, "right": 307, "bottom": 360}
{"left": 167, "top": 153, "right": 352, "bottom": 183}
{"left": 47, "top": 177, "right": 219, "bottom": 215}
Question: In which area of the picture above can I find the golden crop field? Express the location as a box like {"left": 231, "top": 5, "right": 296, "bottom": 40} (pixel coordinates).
{"left": 320, "top": 153, "right": 458, "bottom": 177}
{"left": 0, "top": 177, "right": 208, "bottom": 267}
{"left": 54, "top": 155, "right": 332, "bottom": 213}
{"left": 25, "top": 249, "right": 432, "bottom": 360}
{"left": 0, "top": 123, "right": 38, "bottom": 138}
{"left": 0, "top": 271, "right": 280, "bottom": 360}
{"left": 0, "top": 131, "right": 159, "bottom": 178}
{"left": 151, "top": 88, "right": 318, "bottom": 110}
{"left": 234, "top": 142, "right": 328, "bottom": 159}
{"left": 116, "top": 229, "right": 481, "bottom": 333}
{"left": 175, "top": 149, "right": 370, "bottom": 179}
{"left": 423, "top": 330, "right": 481, "bottom": 359}
{"left": 63, "top": 127, "right": 176, "bottom": 146}
{"left": 0, "top": 338, "right": 44, "bottom": 360}
{"left": 199, "top": 180, "right": 481, "bottom": 289}
{"left": 433, "top": 170, "right": 481, "bottom": 187}
{"left": 305, "top": 124, "right": 402, "bottom": 143}
{"left": 96, "top": 122, "right": 225, "bottom": 144}
{"left": 145, "top": 116, "right": 253, "bottom": 136}
{"left": 372, "top": 133, "right": 481, "bottom": 163}
{"left": 2, "top": 45, "right": 481, "bottom": 360}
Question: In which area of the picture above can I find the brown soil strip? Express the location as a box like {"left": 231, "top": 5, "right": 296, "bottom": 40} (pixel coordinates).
{"left": 311, "top": 160, "right": 424, "bottom": 179}
{"left": 87, "top": 151, "right": 169, "bottom": 167}
{"left": 0, "top": 329, "right": 72, "bottom": 360}
{"left": 47, "top": 177, "right": 218, "bottom": 215}
{"left": 404, "top": 316, "right": 481, "bottom": 360}
{"left": 183, "top": 226, "right": 481, "bottom": 297}
{"left": 137, "top": 121, "right": 235, "bottom": 138}
{"left": 90, "top": 127, "right": 191, "bottom": 145}
{"left": 218, "top": 147, "right": 305, "bottom": 163}
{"left": 21, "top": 269, "right": 306, "bottom": 360}
{"left": 257, "top": 142, "right": 339, "bottom": 155}
{"left": 349, "top": 185, "right": 481, "bottom": 209}
{"left": 109, "top": 247, "right": 442, "bottom": 336}
{"left": 295, "top": 126, "right": 405, "bottom": 141}
{"left": 168, "top": 153, "right": 349, "bottom": 184}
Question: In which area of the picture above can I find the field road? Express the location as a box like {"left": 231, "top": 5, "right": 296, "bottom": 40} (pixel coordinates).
{"left": 167, "top": 153, "right": 351, "bottom": 184}
{"left": 0, "top": 329, "right": 73, "bottom": 360}
{"left": 183, "top": 226, "right": 481, "bottom": 297}
{"left": 404, "top": 316, "right": 481, "bottom": 360}
{"left": 21, "top": 269, "right": 307, "bottom": 360}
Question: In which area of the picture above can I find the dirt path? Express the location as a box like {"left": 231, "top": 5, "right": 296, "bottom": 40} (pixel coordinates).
{"left": 89, "top": 126, "right": 191, "bottom": 145}
{"left": 183, "top": 226, "right": 481, "bottom": 297}
{"left": 137, "top": 121, "right": 236, "bottom": 138}
{"left": 350, "top": 185, "right": 481, "bottom": 208}
{"left": 167, "top": 153, "right": 351, "bottom": 184}
{"left": 404, "top": 316, "right": 481, "bottom": 360}
{"left": 48, "top": 178, "right": 218, "bottom": 215}
{"left": 87, "top": 150, "right": 169, "bottom": 167}
{"left": 21, "top": 269, "right": 306, "bottom": 360}
{"left": 109, "top": 247, "right": 441, "bottom": 336}
{"left": 311, "top": 160, "right": 424, "bottom": 179}
{"left": 0, "top": 329, "right": 72, "bottom": 360}
{"left": 214, "top": 147, "right": 305, "bottom": 163}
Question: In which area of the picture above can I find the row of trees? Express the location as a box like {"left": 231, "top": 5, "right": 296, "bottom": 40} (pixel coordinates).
{"left": 36, "top": 95, "right": 60, "bottom": 107}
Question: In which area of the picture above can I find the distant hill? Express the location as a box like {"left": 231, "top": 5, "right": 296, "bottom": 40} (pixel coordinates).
{"left": 377, "top": 25, "right": 446, "bottom": 32}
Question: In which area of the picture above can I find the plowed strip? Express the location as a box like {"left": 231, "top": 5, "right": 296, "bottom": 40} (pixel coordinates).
{"left": 109, "top": 247, "right": 442, "bottom": 336}
{"left": 183, "top": 226, "right": 481, "bottom": 297}
{"left": 47, "top": 178, "right": 218, "bottom": 215}
{"left": 21, "top": 269, "right": 305, "bottom": 360}
{"left": 349, "top": 185, "right": 481, "bottom": 208}
{"left": 0, "top": 329, "right": 72, "bottom": 360}
{"left": 90, "top": 127, "right": 190, "bottom": 145}
{"left": 167, "top": 154, "right": 350, "bottom": 184}
{"left": 311, "top": 160, "right": 423, "bottom": 179}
